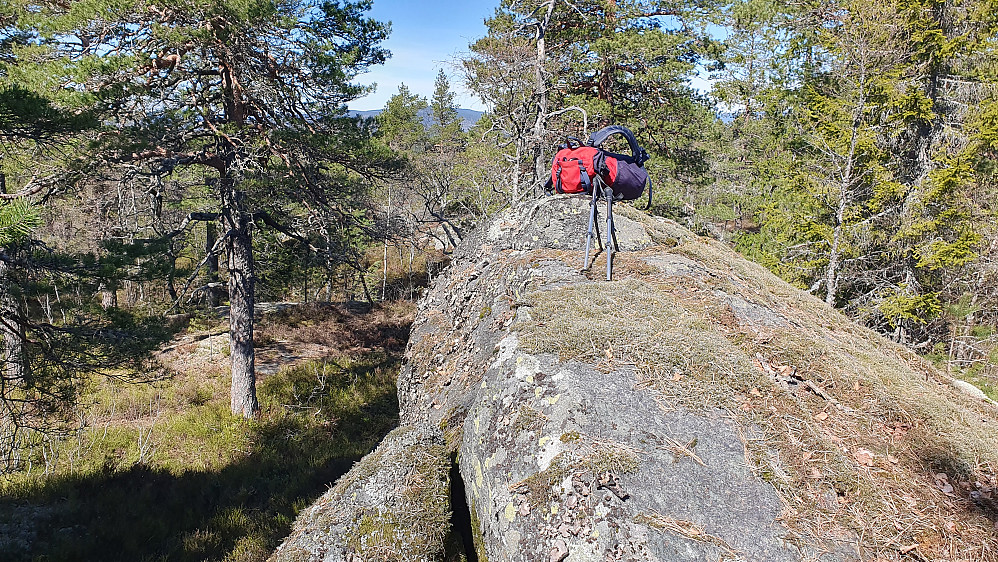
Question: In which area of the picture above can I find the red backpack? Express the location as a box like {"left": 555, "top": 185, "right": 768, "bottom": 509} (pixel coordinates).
{"left": 550, "top": 141, "right": 605, "bottom": 194}
{"left": 546, "top": 126, "right": 651, "bottom": 208}
{"left": 544, "top": 126, "right": 653, "bottom": 282}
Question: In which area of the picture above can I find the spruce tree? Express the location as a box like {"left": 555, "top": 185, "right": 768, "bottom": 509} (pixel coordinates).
{"left": 430, "top": 69, "right": 461, "bottom": 143}
{"left": 736, "top": 0, "right": 995, "bottom": 345}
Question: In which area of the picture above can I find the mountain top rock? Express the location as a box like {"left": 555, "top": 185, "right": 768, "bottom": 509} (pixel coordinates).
{"left": 272, "top": 195, "right": 998, "bottom": 562}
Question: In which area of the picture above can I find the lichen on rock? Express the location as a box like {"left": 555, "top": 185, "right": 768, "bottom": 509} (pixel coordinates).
{"left": 268, "top": 424, "right": 452, "bottom": 562}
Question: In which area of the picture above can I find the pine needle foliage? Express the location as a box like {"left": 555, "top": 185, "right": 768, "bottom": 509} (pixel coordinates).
{"left": 0, "top": 198, "right": 40, "bottom": 245}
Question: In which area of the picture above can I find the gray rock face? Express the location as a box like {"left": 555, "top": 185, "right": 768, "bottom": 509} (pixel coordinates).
{"left": 273, "top": 194, "right": 998, "bottom": 561}
{"left": 463, "top": 346, "right": 797, "bottom": 561}
{"left": 398, "top": 196, "right": 665, "bottom": 434}
{"left": 268, "top": 425, "right": 452, "bottom": 562}
{"left": 400, "top": 197, "right": 806, "bottom": 561}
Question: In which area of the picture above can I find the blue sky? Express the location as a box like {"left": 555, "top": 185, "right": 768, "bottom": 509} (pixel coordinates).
{"left": 349, "top": 0, "right": 497, "bottom": 111}
{"left": 347, "top": 1, "right": 718, "bottom": 112}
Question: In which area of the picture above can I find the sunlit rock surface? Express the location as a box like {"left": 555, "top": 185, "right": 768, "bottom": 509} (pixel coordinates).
{"left": 274, "top": 195, "right": 998, "bottom": 562}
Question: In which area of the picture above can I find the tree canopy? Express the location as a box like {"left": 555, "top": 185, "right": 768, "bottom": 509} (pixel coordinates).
{"left": 1, "top": 0, "right": 392, "bottom": 420}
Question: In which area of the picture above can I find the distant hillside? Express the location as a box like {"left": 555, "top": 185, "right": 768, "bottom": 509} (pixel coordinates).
{"left": 349, "top": 107, "right": 483, "bottom": 131}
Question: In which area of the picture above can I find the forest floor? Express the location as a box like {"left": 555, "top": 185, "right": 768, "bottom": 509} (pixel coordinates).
{"left": 0, "top": 300, "right": 415, "bottom": 562}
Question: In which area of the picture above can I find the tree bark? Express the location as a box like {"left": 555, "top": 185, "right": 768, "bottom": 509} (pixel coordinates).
{"left": 124, "top": 280, "right": 140, "bottom": 306}
{"left": 532, "top": 1, "right": 556, "bottom": 193}
{"left": 166, "top": 244, "right": 179, "bottom": 301}
{"left": 0, "top": 260, "right": 27, "bottom": 384}
{"left": 0, "top": 258, "right": 27, "bottom": 468}
{"left": 382, "top": 186, "right": 392, "bottom": 301}
{"left": 206, "top": 221, "right": 221, "bottom": 308}
{"left": 825, "top": 69, "right": 866, "bottom": 307}
{"left": 825, "top": 198, "right": 845, "bottom": 307}
{"left": 222, "top": 180, "right": 258, "bottom": 418}
{"left": 98, "top": 282, "right": 117, "bottom": 310}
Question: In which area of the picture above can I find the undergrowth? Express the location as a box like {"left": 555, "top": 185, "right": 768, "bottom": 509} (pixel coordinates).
{"left": 0, "top": 302, "right": 413, "bottom": 562}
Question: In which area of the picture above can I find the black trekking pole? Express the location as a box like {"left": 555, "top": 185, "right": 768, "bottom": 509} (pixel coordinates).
{"left": 609, "top": 190, "right": 620, "bottom": 253}
{"left": 583, "top": 186, "right": 600, "bottom": 271}
{"left": 604, "top": 185, "right": 616, "bottom": 280}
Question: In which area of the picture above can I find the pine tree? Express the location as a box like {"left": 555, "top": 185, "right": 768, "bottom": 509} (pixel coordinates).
{"left": 372, "top": 85, "right": 426, "bottom": 297}
{"left": 7, "top": 0, "right": 390, "bottom": 417}
{"left": 430, "top": 69, "right": 461, "bottom": 143}
{"left": 463, "top": 2, "right": 545, "bottom": 200}
{"left": 378, "top": 84, "right": 429, "bottom": 153}
{"left": 422, "top": 70, "right": 466, "bottom": 248}
{"left": 0, "top": 10, "right": 98, "bottom": 466}
{"left": 464, "top": 0, "right": 719, "bottom": 207}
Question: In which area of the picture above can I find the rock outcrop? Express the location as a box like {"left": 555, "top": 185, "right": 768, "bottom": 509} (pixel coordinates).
{"left": 269, "top": 425, "right": 453, "bottom": 561}
{"left": 272, "top": 195, "right": 998, "bottom": 562}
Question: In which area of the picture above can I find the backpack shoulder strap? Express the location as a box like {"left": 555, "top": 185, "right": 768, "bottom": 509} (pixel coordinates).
{"left": 587, "top": 125, "right": 649, "bottom": 167}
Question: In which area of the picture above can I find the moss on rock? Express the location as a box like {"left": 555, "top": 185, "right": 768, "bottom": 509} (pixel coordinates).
{"left": 269, "top": 425, "right": 452, "bottom": 562}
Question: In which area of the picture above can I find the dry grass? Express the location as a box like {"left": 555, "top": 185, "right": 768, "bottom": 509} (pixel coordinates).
{"left": 515, "top": 210, "right": 998, "bottom": 561}
{"left": 634, "top": 511, "right": 740, "bottom": 559}
{"left": 519, "top": 279, "right": 762, "bottom": 402}
{"left": 255, "top": 301, "right": 414, "bottom": 357}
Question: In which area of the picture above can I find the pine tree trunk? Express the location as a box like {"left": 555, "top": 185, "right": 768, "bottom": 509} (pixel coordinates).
{"left": 358, "top": 269, "right": 374, "bottom": 306}
{"left": 0, "top": 261, "right": 27, "bottom": 384}
{"left": 206, "top": 221, "right": 221, "bottom": 308}
{"left": 124, "top": 280, "right": 140, "bottom": 306}
{"left": 382, "top": 187, "right": 392, "bottom": 301}
{"left": 99, "top": 282, "right": 117, "bottom": 310}
{"left": 532, "top": 1, "right": 556, "bottom": 193}
{"left": 513, "top": 142, "right": 523, "bottom": 204}
{"left": 222, "top": 182, "right": 258, "bottom": 418}
{"left": 166, "top": 246, "right": 179, "bottom": 301}
{"left": 0, "top": 259, "right": 27, "bottom": 468}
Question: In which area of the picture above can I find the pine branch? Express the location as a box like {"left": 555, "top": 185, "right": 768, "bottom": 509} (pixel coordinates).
{"left": 0, "top": 199, "right": 42, "bottom": 245}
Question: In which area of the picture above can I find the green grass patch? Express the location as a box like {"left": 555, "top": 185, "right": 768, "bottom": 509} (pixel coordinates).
{"left": 957, "top": 367, "right": 998, "bottom": 402}
{"left": 0, "top": 305, "right": 410, "bottom": 562}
